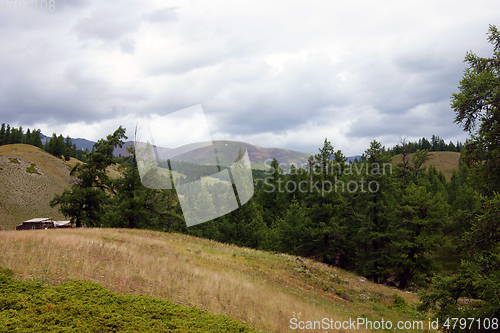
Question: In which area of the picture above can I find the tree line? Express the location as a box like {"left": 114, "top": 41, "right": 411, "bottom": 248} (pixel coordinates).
{"left": 43, "top": 133, "right": 88, "bottom": 161}
{"left": 0, "top": 124, "right": 43, "bottom": 148}
{"left": 388, "top": 134, "right": 464, "bottom": 155}
{"left": 0, "top": 123, "right": 87, "bottom": 161}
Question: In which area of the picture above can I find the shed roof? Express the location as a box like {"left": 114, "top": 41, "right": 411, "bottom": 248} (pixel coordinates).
{"left": 54, "top": 221, "right": 71, "bottom": 227}
{"left": 23, "top": 218, "right": 53, "bottom": 223}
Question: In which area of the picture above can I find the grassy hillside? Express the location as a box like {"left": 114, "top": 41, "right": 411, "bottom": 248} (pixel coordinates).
{"left": 0, "top": 144, "right": 127, "bottom": 230}
{"left": 0, "top": 144, "right": 78, "bottom": 230}
{"left": 0, "top": 228, "right": 431, "bottom": 332}
{"left": 392, "top": 151, "right": 460, "bottom": 181}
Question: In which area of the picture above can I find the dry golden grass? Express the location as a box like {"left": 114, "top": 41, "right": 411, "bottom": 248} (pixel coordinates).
{"left": 0, "top": 228, "right": 431, "bottom": 332}
{"left": 64, "top": 156, "right": 82, "bottom": 170}
{"left": 392, "top": 151, "right": 460, "bottom": 181}
{"left": 106, "top": 163, "right": 124, "bottom": 179}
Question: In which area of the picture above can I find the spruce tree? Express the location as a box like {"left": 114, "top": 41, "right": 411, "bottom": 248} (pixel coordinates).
{"left": 419, "top": 25, "right": 500, "bottom": 330}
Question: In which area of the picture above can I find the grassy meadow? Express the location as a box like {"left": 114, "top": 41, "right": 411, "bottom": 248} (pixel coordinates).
{"left": 0, "top": 228, "right": 432, "bottom": 332}
{"left": 391, "top": 151, "right": 460, "bottom": 181}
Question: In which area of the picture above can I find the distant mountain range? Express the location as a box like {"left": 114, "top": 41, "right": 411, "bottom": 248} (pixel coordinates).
{"left": 41, "top": 132, "right": 361, "bottom": 171}
{"left": 39, "top": 133, "right": 95, "bottom": 151}
{"left": 115, "top": 140, "right": 312, "bottom": 171}
{"left": 70, "top": 138, "right": 95, "bottom": 151}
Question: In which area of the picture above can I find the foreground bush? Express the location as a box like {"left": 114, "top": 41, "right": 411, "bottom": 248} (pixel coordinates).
{"left": 0, "top": 267, "right": 255, "bottom": 333}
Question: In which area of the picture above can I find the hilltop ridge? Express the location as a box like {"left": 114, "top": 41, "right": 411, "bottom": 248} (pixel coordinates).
{"left": 114, "top": 140, "right": 312, "bottom": 171}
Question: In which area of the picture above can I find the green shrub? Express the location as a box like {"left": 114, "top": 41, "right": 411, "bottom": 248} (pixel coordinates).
{"left": 0, "top": 267, "right": 13, "bottom": 277}
{"left": 392, "top": 293, "right": 407, "bottom": 308}
{"left": 0, "top": 267, "right": 256, "bottom": 332}
{"left": 26, "top": 163, "right": 41, "bottom": 175}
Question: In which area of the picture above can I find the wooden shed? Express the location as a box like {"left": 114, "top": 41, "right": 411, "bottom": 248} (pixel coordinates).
{"left": 16, "top": 218, "right": 54, "bottom": 230}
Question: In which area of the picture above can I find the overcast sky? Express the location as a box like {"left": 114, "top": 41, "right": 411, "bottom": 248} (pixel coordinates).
{"left": 0, "top": 0, "right": 498, "bottom": 156}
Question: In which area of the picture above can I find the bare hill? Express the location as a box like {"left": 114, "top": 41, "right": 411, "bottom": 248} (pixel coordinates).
{"left": 115, "top": 140, "right": 312, "bottom": 171}
{"left": 392, "top": 151, "right": 461, "bottom": 181}
{"left": 168, "top": 140, "right": 313, "bottom": 171}
{"left": 0, "top": 144, "right": 77, "bottom": 230}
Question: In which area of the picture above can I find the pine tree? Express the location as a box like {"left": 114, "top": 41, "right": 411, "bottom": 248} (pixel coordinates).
{"left": 257, "top": 157, "right": 285, "bottom": 226}
{"left": 32, "top": 129, "right": 43, "bottom": 148}
{"left": 24, "top": 128, "right": 32, "bottom": 145}
{"left": 391, "top": 184, "right": 449, "bottom": 289}
{"left": 105, "top": 145, "right": 183, "bottom": 229}
{"left": 355, "top": 140, "right": 396, "bottom": 283}
{"left": 314, "top": 138, "right": 334, "bottom": 177}
{"left": 0, "top": 123, "right": 5, "bottom": 146}
{"left": 16, "top": 126, "right": 23, "bottom": 143}
{"left": 5, "top": 124, "right": 10, "bottom": 145}
{"left": 275, "top": 197, "right": 310, "bottom": 254}
{"left": 453, "top": 25, "right": 500, "bottom": 196}
{"left": 50, "top": 126, "right": 127, "bottom": 227}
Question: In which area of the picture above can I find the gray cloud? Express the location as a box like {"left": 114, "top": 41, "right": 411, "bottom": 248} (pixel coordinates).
{"left": 143, "top": 7, "right": 178, "bottom": 23}
{"left": 119, "top": 38, "right": 136, "bottom": 54}
{"left": 56, "top": 0, "right": 90, "bottom": 10}
{"left": 74, "top": 11, "right": 141, "bottom": 41}
{"left": 0, "top": 0, "right": 498, "bottom": 155}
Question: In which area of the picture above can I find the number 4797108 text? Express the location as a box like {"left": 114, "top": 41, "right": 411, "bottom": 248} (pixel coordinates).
{"left": 1, "top": 0, "right": 56, "bottom": 12}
